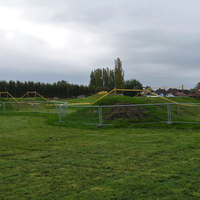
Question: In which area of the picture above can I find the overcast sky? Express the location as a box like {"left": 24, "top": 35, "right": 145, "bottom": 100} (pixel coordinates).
{"left": 0, "top": 0, "right": 200, "bottom": 89}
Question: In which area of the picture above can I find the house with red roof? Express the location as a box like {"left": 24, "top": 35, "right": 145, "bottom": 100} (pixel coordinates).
{"left": 188, "top": 84, "right": 200, "bottom": 98}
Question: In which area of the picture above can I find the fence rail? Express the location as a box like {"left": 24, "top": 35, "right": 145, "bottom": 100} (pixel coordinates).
{"left": 0, "top": 101, "right": 65, "bottom": 114}
{"left": 1, "top": 102, "right": 200, "bottom": 126}
{"left": 59, "top": 103, "right": 200, "bottom": 125}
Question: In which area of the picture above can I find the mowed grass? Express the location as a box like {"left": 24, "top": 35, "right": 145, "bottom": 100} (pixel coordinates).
{"left": 1, "top": 115, "right": 200, "bottom": 199}
{"left": 64, "top": 94, "right": 105, "bottom": 105}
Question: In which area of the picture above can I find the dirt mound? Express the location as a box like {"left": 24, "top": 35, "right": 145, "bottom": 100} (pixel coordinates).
{"left": 106, "top": 102, "right": 147, "bottom": 121}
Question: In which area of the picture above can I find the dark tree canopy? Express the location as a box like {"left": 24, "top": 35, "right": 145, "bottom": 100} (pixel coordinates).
{"left": 0, "top": 58, "right": 143, "bottom": 99}
{"left": 0, "top": 80, "right": 98, "bottom": 98}
{"left": 89, "top": 58, "right": 125, "bottom": 90}
{"left": 89, "top": 68, "right": 115, "bottom": 90}
{"left": 124, "top": 79, "right": 143, "bottom": 97}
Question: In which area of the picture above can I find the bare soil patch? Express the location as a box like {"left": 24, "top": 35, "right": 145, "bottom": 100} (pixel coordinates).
{"left": 106, "top": 102, "right": 147, "bottom": 121}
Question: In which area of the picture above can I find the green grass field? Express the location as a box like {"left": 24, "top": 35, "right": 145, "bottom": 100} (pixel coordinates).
{"left": 1, "top": 113, "right": 200, "bottom": 199}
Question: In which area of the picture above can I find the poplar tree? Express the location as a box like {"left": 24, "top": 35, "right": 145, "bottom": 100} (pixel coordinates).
{"left": 89, "top": 71, "right": 95, "bottom": 87}
{"left": 102, "top": 68, "right": 109, "bottom": 88}
{"left": 114, "top": 58, "right": 124, "bottom": 89}
{"left": 94, "top": 68, "right": 103, "bottom": 87}
{"left": 109, "top": 69, "right": 115, "bottom": 89}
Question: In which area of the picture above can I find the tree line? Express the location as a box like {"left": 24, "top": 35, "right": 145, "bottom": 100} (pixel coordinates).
{"left": 0, "top": 58, "right": 143, "bottom": 98}
{"left": 89, "top": 58, "right": 143, "bottom": 96}
{"left": 89, "top": 58, "right": 124, "bottom": 89}
{"left": 0, "top": 80, "right": 104, "bottom": 98}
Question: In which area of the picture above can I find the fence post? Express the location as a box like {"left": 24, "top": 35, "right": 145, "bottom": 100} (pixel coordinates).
{"left": 66, "top": 103, "right": 68, "bottom": 115}
{"left": 59, "top": 106, "right": 61, "bottom": 122}
{"left": 178, "top": 103, "right": 180, "bottom": 118}
{"left": 47, "top": 101, "right": 49, "bottom": 113}
{"left": 98, "top": 106, "right": 102, "bottom": 126}
{"left": 3, "top": 102, "right": 5, "bottom": 113}
{"left": 34, "top": 103, "right": 37, "bottom": 113}
{"left": 167, "top": 104, "right": 172, "bottom": 124}
{"left": 56, "top": 102, "right": 58, "bottom": 114}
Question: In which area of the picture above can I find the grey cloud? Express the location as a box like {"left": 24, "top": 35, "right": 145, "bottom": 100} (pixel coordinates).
{"left": 113, "top": 29, "right": 200, "bottom": 68}
{"left": 0, "top": 0, "right": 200, "bottom": 89}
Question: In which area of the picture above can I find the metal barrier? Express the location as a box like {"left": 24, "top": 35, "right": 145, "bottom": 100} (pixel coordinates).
{"left": 1, "top": 102, "right": 200, "bottom": 125}
{"left": 0, "top": 101, "right": 64, "bottom": 114}
{"left": 59, "top": 103, "right": 200, "bottom": 125}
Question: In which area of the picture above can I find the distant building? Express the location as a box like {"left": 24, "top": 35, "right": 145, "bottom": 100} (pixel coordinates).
{"left": 188, "top": 84, "right": 200, "bottom": 98}
{"left": 154, "top": 87, "right": 190, "bottom": 97}
{"left": 174, "top": 92, "right": 187, "bottom": 97}
{"left": 167, "top": 88, "right": 190, "bottom": 96}
{"left": 77, "top": 95, "right": 85, "bottom": 99}
{"left": 155, "top": 88, "right": 167, "bottom": 97}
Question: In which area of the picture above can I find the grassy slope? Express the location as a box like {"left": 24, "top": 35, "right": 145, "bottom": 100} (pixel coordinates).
{"left": 94, "top": 96, "right": 200, "bottom": 105}
{"left": 1, "top": 94, "right": 200, "bottom": 104}
{"left": 63, "top": 94, "right": 105, "bottom": 104}
{"left": 63, "top": 96, "right": 200, "bottom": 124}
{"left": 1, "top": 114, "right": 200, "bottom": 199}
{"left": 64, "top": 94, "right": 200, "bottom": 105}
{"left": 0, "top": 97, "right": 47, "bottom": 102}
{"left": 2, "top": 95, "right": 200, "bottom": 124}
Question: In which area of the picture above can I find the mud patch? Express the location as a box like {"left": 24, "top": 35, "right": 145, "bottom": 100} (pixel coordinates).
{"left": 106, "top": 102, "right": 147, "bottom": 121}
